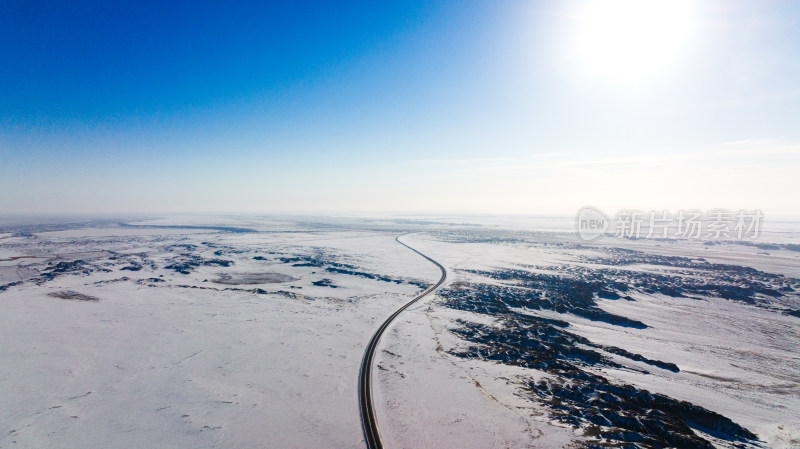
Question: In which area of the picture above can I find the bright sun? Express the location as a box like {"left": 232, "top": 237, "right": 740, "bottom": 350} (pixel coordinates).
{"left": 575, "top": 0, "right": 694, "bottom": 82}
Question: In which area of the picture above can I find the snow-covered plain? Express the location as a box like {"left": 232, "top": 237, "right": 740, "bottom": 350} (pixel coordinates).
{"left": 1, "top": 215, "right": 798, "bottom": 448}
{"left": 0, "top": 221, "right": 438, "bottom": 448}
{"left": 380, "top": 229, "right": 799, "bottom": 449}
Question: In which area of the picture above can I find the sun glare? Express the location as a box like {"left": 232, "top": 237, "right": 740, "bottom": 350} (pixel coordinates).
{"left": 575, "top": 0, "right": 694, "bottom": 82}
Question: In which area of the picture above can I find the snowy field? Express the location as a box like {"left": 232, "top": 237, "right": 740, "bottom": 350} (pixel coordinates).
{"left": 1, "top": 215, "right": 798, "bottom": 448}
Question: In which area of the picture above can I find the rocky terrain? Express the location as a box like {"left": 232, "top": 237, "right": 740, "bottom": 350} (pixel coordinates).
{"left": 433, "top": 233, "right": 800, "bottom": 448}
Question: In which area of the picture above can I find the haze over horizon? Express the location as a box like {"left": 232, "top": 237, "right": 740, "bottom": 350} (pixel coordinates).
{"left": 3, "top": 0, "right": 800, "bottom": 215}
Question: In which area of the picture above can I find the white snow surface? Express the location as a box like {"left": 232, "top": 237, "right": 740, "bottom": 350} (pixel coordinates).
{"left": 1, "top": 215, "right": 799, "bottom": 448}
{"left": 0, "top": 225, "right": 438, "bottom": 448}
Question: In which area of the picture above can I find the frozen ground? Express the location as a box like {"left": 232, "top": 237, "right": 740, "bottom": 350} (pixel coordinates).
{"left": 385, "top": 229, "right": 799, "bottom": 448}
{"left": 0, "top": 221, "right": 438, "bottom": 448}
{"left": 1, "top": 215, "right": 799, "bottom": 448}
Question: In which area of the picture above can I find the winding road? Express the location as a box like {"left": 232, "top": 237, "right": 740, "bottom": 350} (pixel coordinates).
{"left": 358, "top": 234, "right": 448, "bottom": 449}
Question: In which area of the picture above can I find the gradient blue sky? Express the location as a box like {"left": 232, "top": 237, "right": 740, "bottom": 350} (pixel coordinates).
{"left": 2, "top": 0, "right": 800, "bottom": 214}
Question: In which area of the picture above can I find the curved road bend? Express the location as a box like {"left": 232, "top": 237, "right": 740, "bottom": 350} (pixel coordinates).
{"left": 358, "top": 234, "right": 448, "bottom": 449}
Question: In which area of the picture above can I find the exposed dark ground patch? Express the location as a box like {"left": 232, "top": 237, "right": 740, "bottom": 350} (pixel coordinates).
{"left": 212, "top": 272, "right": 298, "bottom": 285}
{"left": 528, "top": 375, "right": 756, "bottom": 449}
{"left": 442, "top": 291, "right": 757, "bottom": 448}
{"left": 38, "top": 260, "right": 111, "bottom": 284}
{"left": 312, "top": 278, "right": 337, "bottom": 288}
{"left": 436, "top": 247, "right": 788, "bottom": 448}
{"left": 0, "top": 281, "right": 23, "bottom": 292}
{"left": 48, "top": 290, "right": 100, "bottom": 301}
{"left": 164, "top": 255, "right": 233, "bottom": 274}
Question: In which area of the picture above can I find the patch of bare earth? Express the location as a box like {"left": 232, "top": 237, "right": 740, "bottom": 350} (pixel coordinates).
{"left": 212, "top": 272, "right": 298, "bottom": 285}
{"left": 47, "top": 291, "right": 100, "bottom": 301}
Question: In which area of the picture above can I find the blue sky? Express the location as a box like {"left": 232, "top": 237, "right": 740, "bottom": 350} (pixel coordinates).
{"left": 2, "top": 0, "right": 800, "bottom": 214}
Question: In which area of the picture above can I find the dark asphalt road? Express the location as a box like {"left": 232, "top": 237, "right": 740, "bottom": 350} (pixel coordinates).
{"left": 358, "top": 234, "right": 447, "bottom": 449}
